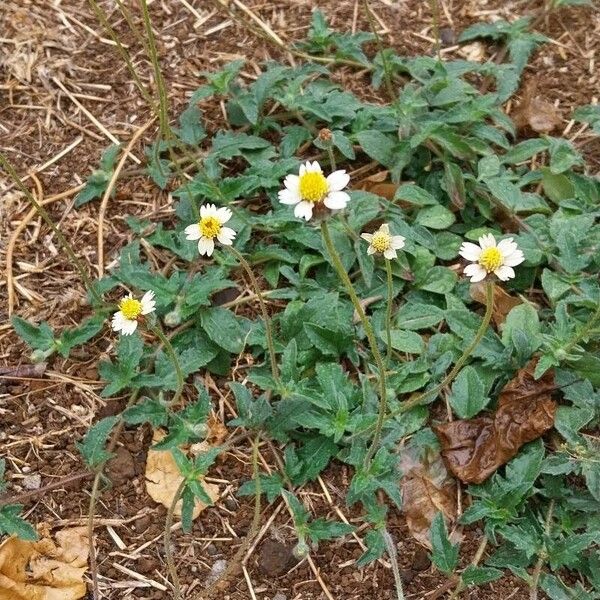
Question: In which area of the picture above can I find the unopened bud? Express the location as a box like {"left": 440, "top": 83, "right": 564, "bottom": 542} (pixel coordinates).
{"left": 293, "top": 539, "right": 310, "bottom": 559}
{"left": 164, "top": 309, "right": 182, "bottom": 327}
{"left": 318, "top": 128, "right": 332, "bottom": 142}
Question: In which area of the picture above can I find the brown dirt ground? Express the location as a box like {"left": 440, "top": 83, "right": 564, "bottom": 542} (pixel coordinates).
{"left": 1, "top": 0, "right": 599, "bottom": 599}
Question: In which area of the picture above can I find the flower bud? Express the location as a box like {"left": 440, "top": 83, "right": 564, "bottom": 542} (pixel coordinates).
{"left": 293, "top": 539, "right": 310, "bottom": 559}
{"left": 318, "top": 128, "right": 332, "bottom": 142}
{"left": 164, "top": 309, "right": 182, "bottom": 327}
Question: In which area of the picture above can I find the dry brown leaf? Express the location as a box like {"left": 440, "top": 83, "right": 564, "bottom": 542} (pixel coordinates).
{"left": 0, "top": 528, "right": 88, "bottom": 600}
{"left": 400, "top": 446, "right": 457, "bottom": 548}
{"left": 458, "top": 42, "right": 486, "bottom": 62}
{"left": 145, "top": 430, "right": 219, "bottom": 520}
{"left": 513, "top": 80, "right": 561, "bottom": 134}
{"left": 434, "top": 360, "right": 556, "bottom": 484}
{"left": 356, "top": 171, "right": 401, "bottom": 203}
{"left": 469, "top": 281, "right": 522, "bottom": 327}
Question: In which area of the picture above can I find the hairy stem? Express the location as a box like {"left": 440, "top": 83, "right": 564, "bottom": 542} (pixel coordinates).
{"left": 449, "top": 535, "right": 488, "bottom": 599}
{"left": 0, "top": 153, "right": 101, "bottom": 303}
{"left": 321, "top": 220, "right": 387, "bottom": 465}
{"left": 385, "top": 259, "right": 394, "bottom": 369}
{"left": 382, "top": 528, "right": 406, "bottom": 600}
{"left": 530, "top": 500, "right": 555, "bottom": 600}
{"left": 227, "top": 246, "right": 280, "bottom": 385}
{"left": 165, "top": 478, "right": 186, "bottom": 600}
{"left": 149, "top": 323, "right": 185, "bottom": 407}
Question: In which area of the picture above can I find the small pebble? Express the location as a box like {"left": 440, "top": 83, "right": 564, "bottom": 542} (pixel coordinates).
{"left": 22, "top": 474, "right": 41, "bottom": 490}
{"left": 206, "top": 559, "right": 228, "bottom": 585}
{"left": 273, "top": 593, "right": 287, "bottom": 600}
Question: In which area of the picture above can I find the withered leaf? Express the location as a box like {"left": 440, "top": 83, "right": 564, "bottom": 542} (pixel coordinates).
{"left": 513, "top": 80, "right": 561, "bottom": 134}
{"left": 469, "top": 281, "right": 522, "bottom": 327}
{"left": 356, "top": 171, "right": 401, "bottom": 204}
{"left": 400, "top": 446, "right": 457, "bottom": 548}
{"left": 434, "top": 360, "right": 556, "bottom": 484}
{"left": 0, "top": 528, "right": 88, "bottom": 600}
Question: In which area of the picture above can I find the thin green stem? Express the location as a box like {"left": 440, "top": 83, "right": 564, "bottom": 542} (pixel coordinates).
{"left": 0, "top": 153, "right": 101, "bottom": 304}
{"left": 149, "top": 323, "right": 185, "bottom": 406}
{"left": 564, "top": 303, "right": 600, "bottom": 354}
{"left": 530, "top": 500, "right": 555, "bottom": 600}
{"left": 361, "top": 0, "right": 395, "bottom": 101}
{"left": 227, "top": 246, "right": 280, "bottom": 385}
{"left": 384, "top": 260, "right": 394, "bottom": 369}
{"left": 429, "top": 0, "right": 442, "bottom": 61}
{"left": 321, "top": 221, "right": 387, "bottom": 465}
{"left": 165, "top": 478, "right": 186, "bottom": 600}
{"left": 382, "top": 528, "right": 405, "bottom": 600}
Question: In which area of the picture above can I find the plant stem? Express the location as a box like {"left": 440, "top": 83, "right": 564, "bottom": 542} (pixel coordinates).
{"left": 227, "top": 246, "right": 280, "bottom": 385}
{"left": 382, "top": 528, "right": 406, "bottom": 600}
{"left": 149, "top": 323, "right": 185, "bottom": 406}
{"left": 0, "top": 153, "right": 101, "bottom": 304}
{"left": 530, "top": 500, "right": 555, "bottom": 600}
{"left": 449, "top": 535, "right": 488, "bottom": 599}
{"left": 429, "top": 0, "right": 442, "bottom": 61}
{"left": 165, "top": 478, "right": 186, "bottom": 600}
{"left": 321, "top": 221, "right": 387, "bottom": 465}
{"left": 385, "top": 260, "right": 394, "bottom": 369}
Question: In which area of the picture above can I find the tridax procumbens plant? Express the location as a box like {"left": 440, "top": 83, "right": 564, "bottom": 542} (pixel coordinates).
{"left": 3, "top": 6, "right": 600, "bottom": 600}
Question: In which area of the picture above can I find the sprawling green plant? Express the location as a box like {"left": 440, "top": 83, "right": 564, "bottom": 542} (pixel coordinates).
{"left": 3, "top": 7, "right": 600, "bottom": 600}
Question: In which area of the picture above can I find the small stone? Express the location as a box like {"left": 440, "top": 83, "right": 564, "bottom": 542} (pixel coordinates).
{"left": 206, "top": 543, "right": 218, "bottom": 556}
{"left": 258, "top": 540, "right": 296, "bottom": 576}
{"left": 22, "top": 474, "right": 41, "bottom": 490}
{"left": 411, "top": 547, "right": 431, "bottom": 571}
{"left": 206, "top": 559, "right": 228, "bottom": 586}
{"left": 273, "top": 593, "right": 287, "bottom": 600}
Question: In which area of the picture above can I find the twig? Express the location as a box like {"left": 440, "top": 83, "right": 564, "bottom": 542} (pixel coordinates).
{"left": 97, "top": 117, "right": 155, "bottom": 277}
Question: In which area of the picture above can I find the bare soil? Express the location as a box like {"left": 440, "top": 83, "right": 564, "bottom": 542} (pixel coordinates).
{"left": 1, "top": 0, "right": 599, "bottom": 598}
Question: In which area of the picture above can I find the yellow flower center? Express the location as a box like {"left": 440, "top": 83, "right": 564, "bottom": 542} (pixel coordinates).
{"left": 119, "top": 298, "right": 142, "bottom": 320}
{"left": 298, "top": 171, "right": 329, "bottom": 203}
{"left": 200, "top": 216, "right": 222, "bottom": 239}
{"left": 371, "top": 231, "right": 391, "bottom": 252}
{"left": 479, "top": 247, "right": 503, "bottom": 272}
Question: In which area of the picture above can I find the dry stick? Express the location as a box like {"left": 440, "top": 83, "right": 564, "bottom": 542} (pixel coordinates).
{"left": 97, "top": 117, "right": 156, "bottom": 277}
{"left": 0, "top": 153, "right": 101, "bottom": 305}
{"left": 320, "top": 220, "right": 387, "bottom": 466}
{"left": 382, "top": 528, "right": 406, "bottom": 600}
{"left": 530, "top": 500, "right": 555, "bottom": 600}
{"left": 449, "top": 534, "right": 489, "bottom": 599}
{"left": 429, "top": 0, "right": 442, "bottom": 61}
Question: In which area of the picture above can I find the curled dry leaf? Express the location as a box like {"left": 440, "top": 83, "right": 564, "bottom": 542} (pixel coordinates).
{"left": 513, "top": 80, "right": 561, "bottom": 134}
{"left": 0, "top": 527, "right": 88, "bottom": 600}
{"left": 145, "top": 430, "right": 219, "bottom": 520}
{"left": 400, "top": 445, "right": 457, "bottom": 548}
{"left": 434, "top": 360, "right": 556, "bottom": 484}
{"left": 458, "top": 42, "right": 486, "bottom": 62}
{"left": 470, "top": 281, "right": 522, "bottom": 327}
{"left": 356, "top": 171, "right": 399, "bottom": 203}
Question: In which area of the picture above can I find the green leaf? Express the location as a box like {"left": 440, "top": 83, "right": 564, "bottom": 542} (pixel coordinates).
{"left": 98, "top": 334, "right": 144, "bottom": 397}
{"left": 238, "top": 473, "right": 283, "bottom": 503}
{"left": 502, "top": 303, "right": 541, "bottom": 354}
{"left": 387, "top": 330, "right": 424, "bottom": 354}
{"left": 200, "top": 307, "right": 245, "bottom": 354}
{"left": 449, "top": 365, "right": 489, "bottom": 419}
{"left": 542, "top": 168, "right": 574, "bottom": 203}
{"left": 176, "top": 104, "right": 206, "bottom": 145}
{"left": 76, "top": 416, "right": 119, "bottom": 469}
{"left": 396, "top": 303, "right": 445, "bottom": 330}
{"left": 11, "top": 317, "right": 55, "bottom": 351}
{"left": 123, "top": 398, "right": 170, "bottom": 428}
{"left": 57, "top": 315, "right": 104, "bottom": 357}
{"left": 357, "top": 529, "right": 386, "bottom": 566}
{"left": 582, "top": 461, "right": 600, "bottom": 502}
{"left": 430, "top": 512, "right": 459, "bottom": 574}
{"left": 461, "top": 565, "right": 503, "bottom": 587}
{"left": 394, "top": 184, "right": 438, "bottom": 206}
{"left": 417, "top": 266, "right": 457, "bottom": 294}
{"left": 0, "top": 505, "right": 38, "bottom": 540}
{"left": 356, "top": 130, "right": 396, "bottom": 168}
{"left": 306, "top": 519, "right": 355, "bottom": 543}
{"left": 415, "top": 205, "right": 456, "bottom": 229}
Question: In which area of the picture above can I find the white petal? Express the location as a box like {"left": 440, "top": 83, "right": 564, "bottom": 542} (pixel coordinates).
{"left": 308, "top": 160, "right": 322, "bottom": 173}
{"left": 284, "top": 174, "right": 300, "bottom": 191}
{"left": 200, "top": 203, "right": 218, "bottom": 219}
{"left": 141, "top": 290, "right": 156, "bottom": 315}
{"left": 479, "top": 233, "right": 496, "bottom": 249}
{"left": 278, "top": 188, "right": 301, "bottom": 205}
{"left": 384, "top": 248, "right": 397, "bottom": 259}
{"left": 379, "top": 223, "right": 390, "bottom": 235}
{"left": 326, "top": 170, "right": 350, "bottom": 192}
{"left": 121, "top": 319, "right": 138, "bottom": 335}
{"left": 494, "top": 265, "right": 515, "bottom": 281}
{"left": 216, "top": 206, "right": 232, "bottom": 224}
{"left": 323, "top": 191, "right": 350, "bottom": 210}
{"left": 459, "top": 242, "right": 482, "bottom": 262}
{"left": 361, "top": 233, "right": 374, "bottom": 242}
{"left": 367, "top": 245, "right": 376, "bottom": 255}
{"left": 198, "top": 237, "right": 215, "bottom": 256}
{"left": 391, "top": 236, "right": 406, "bottom": 250}
{"left": 294, "top": 201, "right": 313, "bottom": 221}
{"left": 503, "top": 250, "right": 525, "bottom": 267}
{"left": 184, "top": 223, "right": 201, "bottom": 241}
{"left": 299, "top": 163, "right": 307, "bottom": 176}
{"left": 464, "top": 264, "right": 487, "bottom": 282}
{"left": 217, "top": 227, "right": 236, "bottom": 245}
{"left": 497, "top": 238, "right": 517, "bottom": 255}
{"left": 111, "top": 311, "right": 125, "bottom": 332}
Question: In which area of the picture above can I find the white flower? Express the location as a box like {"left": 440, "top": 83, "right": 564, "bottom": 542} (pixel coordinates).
{"left": 361, "top": 223, "right": 405, "bottom": 259}
{"left": 459, "top": 233, "right": 525, "bottom": 282}
{"left": 112, "top": 290, "right": 156, "bottom": 335}
{"left": 278, "top": 160, "right": 350, "bottom": 221}
{"left": 184, "top": 204, "right": 236, "bottom": 257}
